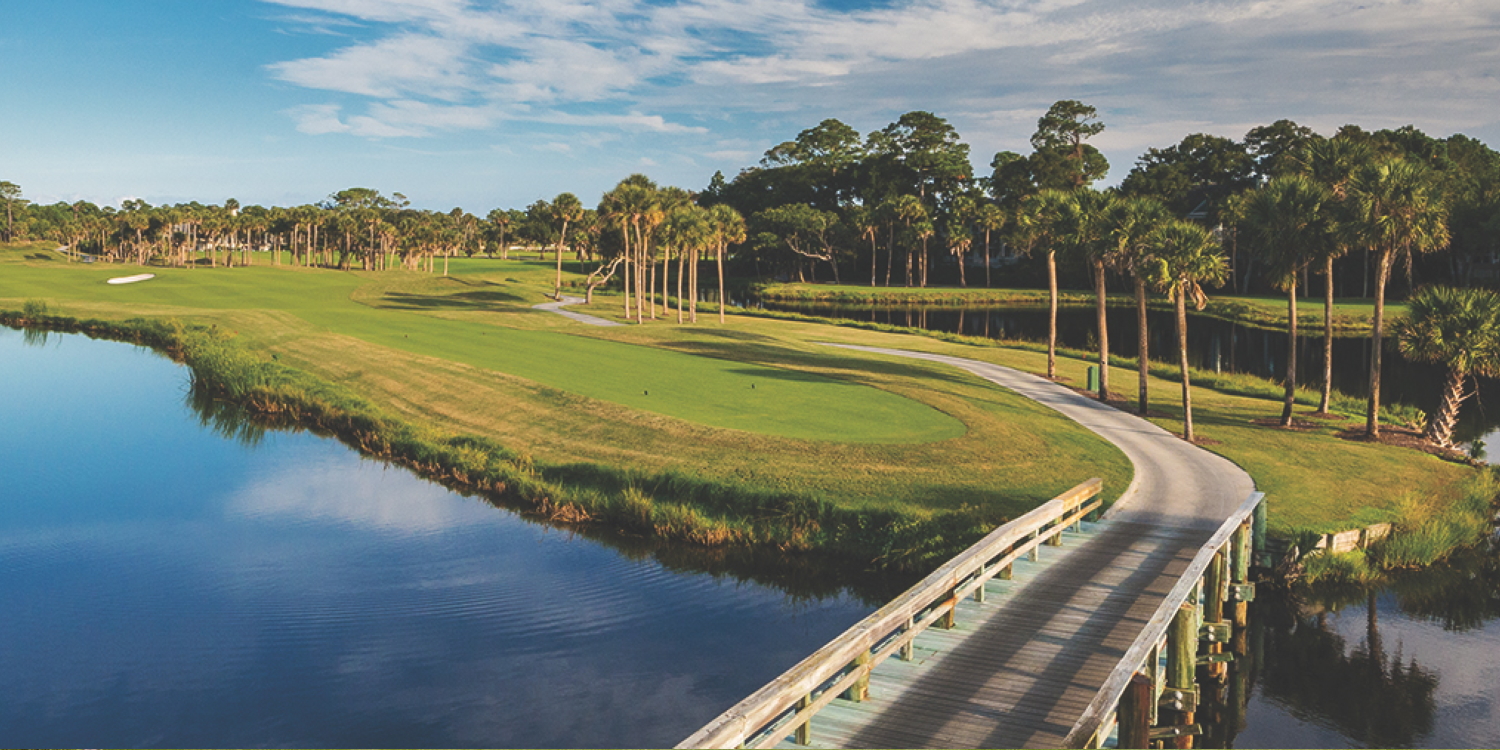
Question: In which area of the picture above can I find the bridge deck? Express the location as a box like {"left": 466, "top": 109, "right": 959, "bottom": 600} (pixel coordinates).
{"left": 777, "top": 519, "right": 1209, "bottom": 749}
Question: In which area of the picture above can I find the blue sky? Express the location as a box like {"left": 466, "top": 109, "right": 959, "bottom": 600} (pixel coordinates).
{"left": 3, "top": 0, "right": 1497, "bottom": 213}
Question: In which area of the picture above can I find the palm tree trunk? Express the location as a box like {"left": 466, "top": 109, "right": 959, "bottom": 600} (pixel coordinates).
{"left": 1136, "top": 277, "right": 1149, "bottom": 416}
{"left": 1320, "top": 255, "right": 1335, "bottom": 413}
{"left": 676, "top": 247, "right": 685, "bottom": 323}
{"left": 1281, "top": 279, "right": 1298, "bottom": 426}
{"left": 1426, "top": 367, "right": 1467, "bottom": 447}
{"left": 869, "top": 232, "right": 877, "bottom": 287}
{"left": 1047, "top": 249, "right": 1058, "bottom": 379}
{"left": 717, "top": 245, "right": 726, "bottom": 324}
{"left": 1095, "top": 260, "right": 1110, "bottom": 400}
{"left": 984, "top": 231, "right": 992, "bottom": 288}
{"left": 691, "top": 246, "right": 700, "bottom": 323}
{"left": 1367, "top": 248, "right": 1392, "bottom": 438}
{"left": 1178, "top": 292, "right": 1194, "bottom": 442}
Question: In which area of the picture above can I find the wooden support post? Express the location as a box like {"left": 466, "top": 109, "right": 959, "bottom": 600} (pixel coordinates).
{"left": 1117, "top": 672, "right": 1154, "bottom": 749}
{"left": 941, "top": 595, "right": 958, "bottom": 630}
{"left": 1252, "top": 497, "right": 1268, "bottom": 568}
{"left": 999, "top": 562, "right": 1012, "bottom": 580}
{"left": 843, "top": 651, "right": 871, "bottom": 702}
{"left": 1204, "top": 551, "right": 1227, "bottom": 679}
{"left": 974, "top": 577, "right": 986, "bottom": 603}
{"left": 901, "top": 616, "right": 915, "bottom": 661}
{"left": 795, "top": 694, "right": 812, "bottom": 745}
{"left": 1232, "top": 522, "right": 1252, "bottom": 628}
{"left": 1047, "top": 519, "right": 1063, "bottom": 546}
{"left": 1028, "top": 531, "right": 1039, "bottom": 562}
{"left": 1168, "top": 603, "right": 1197, "bottom": 749}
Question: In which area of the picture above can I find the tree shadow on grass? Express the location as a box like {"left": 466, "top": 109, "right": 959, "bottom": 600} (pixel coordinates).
{"left": 375, "top": 289, "right": 527, "bottom": 311}
{"left": 659, "top": 339, "right": 978, "bottom": 389}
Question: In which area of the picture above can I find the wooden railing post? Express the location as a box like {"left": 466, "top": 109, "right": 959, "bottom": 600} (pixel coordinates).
{"left": 1117, "top": 673, "right": 1154, "bottom": 749}
{"left": 1203, "top": 551, "right": 1226, "bottom": 679}
{"left": 1167, "top": 603, "right": 1198, "bottom": 749}
{"left": 1252, "top": 497, "right": 1268, "bottom": 568}
{"left": 794, "top": 694, "right": 812, "bottom": 745}
{"left": 1231, "top": 521, "right": 1252, "bottom": 628}
{"left": 843, "top": 651, "right": 871, "bottom": 702}
{"left": 1028, "top": 530, "right": 1039, "bottom": 561}
{"left": 900, "top": 617, "right": 915, "bottom": 661}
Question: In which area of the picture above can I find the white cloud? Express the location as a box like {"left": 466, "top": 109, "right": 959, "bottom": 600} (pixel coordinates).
{"left": 258, "top": 0, "right": 1500, "bottom": 184}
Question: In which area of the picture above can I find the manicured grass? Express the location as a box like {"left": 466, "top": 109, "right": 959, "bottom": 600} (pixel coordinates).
{"left": 2, "top": 242, "right": 1475, "bottom": 548}
{"left": 757, "top": 282, "right": 1403, "bottom": 335}
{"left": 0, "top": 244, "right": 1128, "bottom": 527}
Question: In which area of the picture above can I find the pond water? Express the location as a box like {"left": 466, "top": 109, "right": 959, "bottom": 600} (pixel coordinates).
{"left": 1229, "top": 550, "right": 1500, "bottom": 748}
{"left": 0, "top": 329, "right": 884, "bottom": 748}
{"left": 758, "top": 301, "right": 1500, "bottom": 452}
{"left": 6, "top": 327, "right": 1499, "bottom": 749}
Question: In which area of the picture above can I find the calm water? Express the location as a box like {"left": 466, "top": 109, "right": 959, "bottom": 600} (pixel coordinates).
{"left": 1232, "top": 552, "right": 1500, "bottom": 748}
{"left": 760, "top": 301, "right": 1500, "bottom": 449}
{"left": 0, "top": 329, "right": 878, "bottom": 748}
{"left": 5, "top": 328, "right": 1499, "bottom": 748}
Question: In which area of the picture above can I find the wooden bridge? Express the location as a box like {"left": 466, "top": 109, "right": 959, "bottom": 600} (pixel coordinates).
{"left": 677, "top": 479, "right": 1268, "bottom": 750}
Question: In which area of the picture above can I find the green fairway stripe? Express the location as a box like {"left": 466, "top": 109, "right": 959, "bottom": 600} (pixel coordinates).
{"left": 4, "top": 260, "right": 964, "bottom": 444}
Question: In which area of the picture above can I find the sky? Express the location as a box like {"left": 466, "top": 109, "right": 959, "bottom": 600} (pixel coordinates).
{"left": 2, "top": 0, "right": 1497, "bottom": 213}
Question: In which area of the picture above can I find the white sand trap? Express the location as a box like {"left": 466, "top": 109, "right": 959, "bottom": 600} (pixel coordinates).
{"left": 106, "top": 274, "right": 156, "bottom": 285}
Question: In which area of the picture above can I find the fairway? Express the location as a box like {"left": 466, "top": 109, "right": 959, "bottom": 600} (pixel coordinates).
{"left": 2, "top": 253, "right": 963, "bottom": 443}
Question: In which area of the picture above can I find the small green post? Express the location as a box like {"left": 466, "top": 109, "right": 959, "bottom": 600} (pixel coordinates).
{"left": 1087, "top": 365, "right": 1100, "bottom": 394}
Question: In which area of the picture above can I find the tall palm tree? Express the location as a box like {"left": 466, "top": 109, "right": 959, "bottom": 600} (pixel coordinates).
{"left": 708, "top": 204, "right": 746, "bottom": 324}
{"left": 1238, "top": 175, "right": 1333, "bottom": 426}
{"left": 1395, "top": 286, "right": 1500, "bottom": 448}
{"left": 1062, "top": 188, "right": 1118, "bottom": 400}
{"left": 1014, "top": 190, "right": 1073, "bottom": 379}
{"left": 1148, "top": 220, "right": 1229, "bottom": 442}
{"left": 1346, "top": 159, "right": 1451, "bottom": 438}
{"left": 551, "top": 192, "right": 584, "bottom": 298}
{"left": 974, "top": 203, "right": 1006, "bottom": 288}
{"left": 1299, "top": 136, "right": 1375, "bottom": 412}
{"left": 1105, "top": 196, "right": 1171, "bottom": 415}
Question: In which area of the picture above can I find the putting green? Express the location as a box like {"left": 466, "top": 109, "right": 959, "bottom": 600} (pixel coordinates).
{"left": 2, "top": 257, "right": 965, "bottom": 443}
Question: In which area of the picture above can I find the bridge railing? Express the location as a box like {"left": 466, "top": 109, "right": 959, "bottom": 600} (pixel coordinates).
{"left": 677, "top": 478, "right": 1105, "bottom": 750}
{"left": 1063, "top": 491, "right": 1267, "bottom": 749}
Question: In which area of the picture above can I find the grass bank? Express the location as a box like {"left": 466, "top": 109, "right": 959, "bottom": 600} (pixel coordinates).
{"left": 755, "top": 281, "right": 1399, "bottom": 336}
{"left": 2, "top": 242, "right": 1478, "bottom": 568}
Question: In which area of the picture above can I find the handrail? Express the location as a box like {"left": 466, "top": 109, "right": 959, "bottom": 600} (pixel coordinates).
{"left": 1061, "top": 491, "right": 1266, "bottom": 748}
{"left": 678, "top": 478, "right": 1104, "bottom": 749}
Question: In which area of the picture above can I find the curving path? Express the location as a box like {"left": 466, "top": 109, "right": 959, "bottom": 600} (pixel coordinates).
{"left": 802, "top": 344, "right": 1257, "bottom": 748}
{"left": 532, "top": 295, "right": 622, "bottom": 327}
{"left": 821, "top": 344, "right": 1254, "bottom": 527}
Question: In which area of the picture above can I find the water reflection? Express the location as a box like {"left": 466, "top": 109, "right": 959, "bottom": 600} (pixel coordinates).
{"left": 0, "top": 329, "right": 890, "bottom": 747}
{"left": 1226, "top": 550, "right": 1500, "bottom": 748}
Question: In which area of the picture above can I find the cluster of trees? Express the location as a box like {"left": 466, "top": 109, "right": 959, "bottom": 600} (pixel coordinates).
{"left": 6, "top": 99, "right": 1498, "bottom": 443}
{"left": 702, "top": 103, "right": 1500, "bottom": 444}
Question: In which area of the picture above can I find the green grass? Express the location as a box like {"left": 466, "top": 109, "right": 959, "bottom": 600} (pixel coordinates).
{"left": 6, "top": 249, "right": 958, "bottom": 443}
{"left": 2, "top": 242, "right": 1480, "bottom": 562}
{"left": 756, "top": 281, "right": 1404, "bottom": 335}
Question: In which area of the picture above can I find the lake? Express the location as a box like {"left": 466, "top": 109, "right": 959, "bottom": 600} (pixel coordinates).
{"left": 0, "top": 328, "right": 883, "bottom": 748}
{"left": 4, "top": 326, "right": 1497, "bottom": 748}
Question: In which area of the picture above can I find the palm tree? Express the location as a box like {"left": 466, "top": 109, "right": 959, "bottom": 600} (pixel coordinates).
{"left": 1148, "top": 220, "right": 1229, "bottom": 442}
{"left": 708, "top": 204, "right": 746, "bottom": 324}
{"left": 1238, "top": 175, "right": 1333, "bottom": 426}
{"left": 1346, "top": 159, "right": 1451, "bottom": 438}
{"left": 551, "top": 192, "right": 584, "bottom": 298}
{"left": 1299, "top": 136, "right": 1375, "bottom": 413}
{"left": 1395, "top": 286, "right": 1500, "bottom": 448}
{"left": 1013, "top": 189, "right": 1073, "bottom": 379}
{"left": 1062, "top": 188, "right": 1118, "bottom": 400}
{"left": 1105, "top": 196, "right": 1171, "bottom": 415}
{"left": 974, "top": 203, "right": 1006, "bottom": 288}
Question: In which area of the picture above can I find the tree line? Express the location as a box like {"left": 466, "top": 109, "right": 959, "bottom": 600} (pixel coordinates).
{"left": 5, "top": 100, "right": 1499, "bottom": 445}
